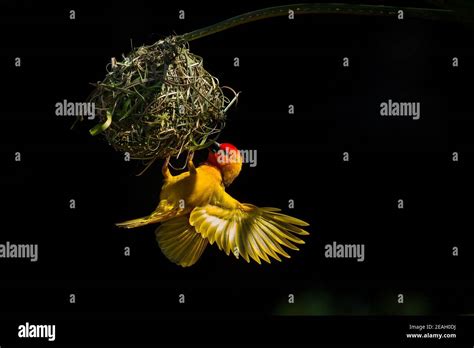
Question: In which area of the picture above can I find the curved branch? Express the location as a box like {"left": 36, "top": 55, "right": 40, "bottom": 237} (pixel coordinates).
{"left": 178, "top": 3, "right": 456, "bottom": 42}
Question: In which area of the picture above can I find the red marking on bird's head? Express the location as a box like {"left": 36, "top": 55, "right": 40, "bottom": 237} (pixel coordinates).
{"left": 207, "top": 142, "right": 240, "bottom": 166}
{"left": 207, "top": 142, "right": 242, "bottom": 186}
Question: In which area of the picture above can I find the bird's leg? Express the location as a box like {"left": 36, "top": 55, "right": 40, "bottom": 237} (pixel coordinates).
{"left": 162, "top": 156, "right": 172, "bottom": 180}
{"left": 187, "top": 151, "right": 197, "bottom": 174}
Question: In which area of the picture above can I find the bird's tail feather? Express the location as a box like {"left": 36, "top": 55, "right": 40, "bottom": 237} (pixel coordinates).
{"left": 156, "top": 215, "right": 208, "bottom": 267}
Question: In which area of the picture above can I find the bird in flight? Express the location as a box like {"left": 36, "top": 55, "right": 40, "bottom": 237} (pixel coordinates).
{"left": 116, "top": 142, "right": 310, "bottom": 267}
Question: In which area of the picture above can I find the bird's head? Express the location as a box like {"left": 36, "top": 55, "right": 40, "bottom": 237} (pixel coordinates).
{"left": 207, "top": 142, "right": 242, "bottom": 186}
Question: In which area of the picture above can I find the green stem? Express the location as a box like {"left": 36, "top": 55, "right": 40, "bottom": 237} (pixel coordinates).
{"left": 179, "top": 3, "right": 455, "bottom": 42}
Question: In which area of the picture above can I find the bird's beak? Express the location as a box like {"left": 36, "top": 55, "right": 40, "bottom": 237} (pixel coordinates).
{"left": 210, "top": 141, "right": 221, "bottom": 153}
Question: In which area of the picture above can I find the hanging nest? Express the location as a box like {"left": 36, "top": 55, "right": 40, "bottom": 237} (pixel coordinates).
{"left": 88, "top": 36, "right": 238, "bottom": 160}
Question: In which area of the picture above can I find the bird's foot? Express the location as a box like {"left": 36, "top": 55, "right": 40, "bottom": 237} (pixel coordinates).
{"left": 187, "top": 151, "right": 196, "bottom": 174}
{"left": 162, "top": 155, "right": 172, "bottom": 179}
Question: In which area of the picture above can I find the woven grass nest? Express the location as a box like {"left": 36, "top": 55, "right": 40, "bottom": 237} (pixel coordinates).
{"left": 88, "top": 36, "right": 238, "bottom": 160}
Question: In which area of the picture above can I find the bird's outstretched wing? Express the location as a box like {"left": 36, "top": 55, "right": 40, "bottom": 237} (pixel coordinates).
{"left": 156, "top": 215, "right": 208, "bottom": 267}
{"left": 189, "top": 190, "right": 309, "bottom": 264}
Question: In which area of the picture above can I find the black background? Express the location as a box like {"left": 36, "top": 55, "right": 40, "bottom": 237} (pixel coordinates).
{"left": 0, "top": 0, "right": 473, "bottom": 345}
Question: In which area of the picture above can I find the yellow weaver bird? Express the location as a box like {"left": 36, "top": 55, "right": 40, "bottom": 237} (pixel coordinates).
{"left": 116, "top": 142, "right": 310, "bottom": 267}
